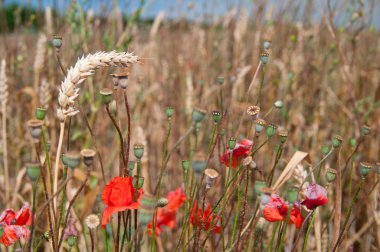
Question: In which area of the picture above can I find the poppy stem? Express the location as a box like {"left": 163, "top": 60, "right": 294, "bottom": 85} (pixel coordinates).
{"left": 302, "top": 210, "right": 316, "bottom": 252}
{"left": 277, "top": 203, "right": 293, "bottom": 252}
{"left": 269, "top": 222, "right": 280, "bottom": 252}
{"left": 332, "top": 178, "right": 364, "bottom": 252}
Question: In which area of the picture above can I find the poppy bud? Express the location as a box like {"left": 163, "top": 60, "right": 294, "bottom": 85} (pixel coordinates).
{"left": 128, "top": 161, "right": 135, "bottom": 174}
{"left": 26, "top": 163, "right": 41, "bottom": 181}
{"left": 133, "top": 176, "right": 144, "bottom": 189}
{"left": 182, "top": 160, "right": 190, "bottom": 171}
{"left": 321, "top": 145, "right": 330, "bottom": 156}
{"left": 27, "top": 119, "right": 44, "bottom": 139}
{"left": 133, "top": 144, "right": 144, "bottom": 160}
{"left": 266, "top": 124, "right": 277, "bottom": 138}
{"left": 325, "top": 168, "right": 337, "bottom": 183}
{"left": 212, "top": 111, "right": 222, "bottom": 124}
{"left": 332, "top": 134, "right": 343, "bottom": 148}
{"left": 349, "top": 138, "right": 356, "bottom": 148}
{"left": 156, "top": 198, "right": 168, "bottom": 208}
{"left": 254, "top": 118, "right": 267, "bottom": 135}
{"left": 52, "top": 35, "right": 62, "bottom": 49}
{"left": 35, "top": 107, "right": 47, "bottom": 120}
{"left": 62, "top": 151, "right": 81, "bottom": 169}
{"left": 67, "top": 236, "right": 77, "bottom": 247}
{"left": 192, "top": 108, "right": 206, "bottom": 123}
{"left": 165, "top": 107, "right": 174, "bottom": 119}
{"left": 260, "top": 51, "right": 270, "bottom": 64}
{"left": 99, "top": 88, "right": 113, "bottom": 105}
{"left": 228, "top": 137, "right": 236, "bottom": 150}
{"left": 80, "top": 148, "right": 96, "bottom": 167}
{"left": 254, "top": 180, "right": 267, "bottom": 196}
{"left": 278, "top": 130, "right": 288, "bottom": 143}
{"left": 287, "top": 187, "right": 298, "bottom": 204}
{"left": 359, "top": 162, "right": 372, "bottom": 178}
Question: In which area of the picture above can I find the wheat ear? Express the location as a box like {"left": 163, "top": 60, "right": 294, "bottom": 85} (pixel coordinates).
{"left": 53, "top": 51, "right": 139, "bottom": 210}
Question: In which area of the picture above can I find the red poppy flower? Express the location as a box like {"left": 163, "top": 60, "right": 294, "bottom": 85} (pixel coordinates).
{"left": 221, "top": 139, "right": 253, "bottom": 168}
{"left": 301, "top": 184, "right": 328, "bottom": 210}
{"left": 101, "top": 176, "right": 144, "bottom": 228}
{"left": 147, "top": 187, "right": 186, "bottom": 236}
{"left": 190, "top": 203, "right": 222, "bottom": 234}
{"left": 166, "top": 187, "right": 186, "bottom": 212}
{"left": 263, "top": 194, "right": 303, "bottom": 229}
{"left": 147, "top": 209, "right": 176, "bottom": 236}
{"left": 0, "top": 203, "right": 32, "bottom": 246}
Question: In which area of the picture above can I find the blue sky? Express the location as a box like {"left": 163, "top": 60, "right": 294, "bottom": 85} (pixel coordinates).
{"left": 4, "top": 0, "right": 380, "bottom": 27}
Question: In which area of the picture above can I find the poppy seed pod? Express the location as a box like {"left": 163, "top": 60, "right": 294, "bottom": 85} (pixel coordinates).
{"left": 80, "top": 148, "right": 96, "bottom": 167}
{"left": 165, "top": 107, "right": 174, "bottom": 119}
{"left": 361, "top": 125, "right": 371, "bottom": 136}
{"left": 321, "top": 145, "right": 330, "bottom": 156}
{"left": 156, "top": 198, "right": 168, "bottom": 208}
{"left": 35, "top": 107, "right": 47, "bottom": 120}
{"left": 263, "top": 39, "right": 271, "bottom": 50}
{"left": 274, "top": 100, "right": 283, "bottom": 109}
{"left": 325, "top": 168, "right": 337, "bottom": 183}
{"left": 278, "top": 130, "right": 288, "bottom": 143}
{"left": 204, "top": 168, "right": 219, "bottom": 189}
{"left": 260, "top": 51, "right": 270, "bottom": 64}
{"left": 26, "top": 162, "right": 41, "bottom": 181}
{"left": 192, "top": 108, "right": 206, "bottom": 123}
{"left": 62, "top": 151, "right": 81, "bottom": 169}
{"left": 133, "top": 144, "right": 144, "bottom": 160}
{"left": 99, "top": 88, "right": 113, "bottom": 105}
{"left": 266, "top": 124, "right": 278, "bottom": 138}
{"left": 128, "top": 161, "right": 136, "bottom": 174}
{"left": 332, "top": 134, "right": 343, "bottom": 148}
{"left": 67, "top": 236, "right": 78, "bottom": 247}
{"left": 110, "top": 73, "right": 129, "bottom": 89}
{"left": 259, "top": 187, "right": 273, "bottom": 205}
{"left": 212, "top": 111, "right": 222, "bottom": 124}
{"left": 216, "top": 76, "right": 224, "bottom": 85}
{"left": 254, "top": 180, "right": 267, "bottom": 196}
{"left": 52, "top": 35, "right": 62, "bottom": 49}
{"left": 192, "top": 153, "right": 207, "bottom": 175}
{"left": 246, "top": 105, "right": 260, "bottom": 119}
{"left": 254, "top": 118, "right": 267, "bottom": 135}
{"left": 359, "top": 162, "right": 372, "bottom": 178}
{"left": 228, "top": 137, "right": 236, "bottom": 150}
{"left": 349, "top": 138, "right": 356, "bottom": 148}
{"left": 287, "top": 187, "right": 298, "bottom": 204}
{"left": 27, "top": 119, "right": 44, "bottom": 139}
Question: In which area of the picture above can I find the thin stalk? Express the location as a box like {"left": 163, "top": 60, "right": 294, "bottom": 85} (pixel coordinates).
{"left": 269, "top": 222, "right": 280, "bottom": 252}
{"left": 123, "top": 90, "right": 131, "bottom": 176}
{"left": 302, "top": 210, "right": 316, "bottom": 252}
{"left": 27, "top": 181, "right": 38, "bottom": 251}
{"left": 277, "top": 204, "right": 292, "bottom": 252}
{"left": 157, "top": 117, "right": 172, "bottom": 196}
{"left": 332, "top": 178, "right": 364, "bottom": 252}
{"left": 89, "top": 228, "right": 95, "bottom": 252}
{"left": 256, "top": 64, "right": 266, "bottom": 106}
{"left": 55, "top": 49, "right": 67, "bottom": 76}
{"left": 1, "top": 104, "right": 9, "bottom": 202}
{"left": 41, "top": 127, "right": 53, "bottom": 194}
{"left": 268, "top": 144, "right": 283, "bottom": 186}
{"left": 57, "top": 166, "right": 68, "bottom": 227}
{"left": 236, "top": 167, "right": 249, "bottom": 250}
{"left": 53, "top": 121, "right": 65, "bottom": 212}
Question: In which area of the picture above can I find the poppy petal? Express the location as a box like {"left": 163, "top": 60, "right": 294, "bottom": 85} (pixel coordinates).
{"left": 101, "top": 206, "right": 129, "bottom": 228}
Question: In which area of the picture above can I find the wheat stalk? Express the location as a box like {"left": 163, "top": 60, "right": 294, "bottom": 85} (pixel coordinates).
{"left": 53, "top": 51, "right": 139, "bottom": 211}
{"left": 0, "top": 59, "right": 9, "bottom": 203}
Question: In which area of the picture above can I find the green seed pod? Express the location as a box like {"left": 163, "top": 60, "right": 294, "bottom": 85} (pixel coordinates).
{"left": 321, "top": 145, "right": 330, "bottom": 156}
{"left": 278, "top": 130, "right": 288, "bottom": 143}
{"left": 325, "top": 168, "right": 337, "bottom": 183}
{"left": 228, "top": 137, "right": 236, "bottom": 150}
{"left": 35, "top": 107, "right": 47, "bottom": 120}
{"left": 260, "top": 51, "right": 270, "bottom": 64}
{"left": 254, "top": 118, "right": 267, "bottom": 135}
{"left": 192, "top": 108, "right": 206, "bottom": 123}
{"left": 52, "top": 35, "right": 62, "bottom": 49}
{"left": 156, "top": 198, "right": 168, "bottom": 208}
{"left": 216, "top": 76, "right": 224, "bottom": 85}
{"left": 266, "top": 124, "right": 277, "bottom": 138}
{"left": 287, "top": 187, "right": 298, "bottom": 204}
{"left": 99, "top": 88, "right": 113, "bottom": 105}
{"left": 27, "top": 119, "right": 44, "bottom": 139}
{"left": 26, "top": 163, "right": 41, "bottom": 181}
{"left": 349, "top": 138, "right": 356, "bottom": 148}
{"left": 182, "top": 160, "right": 190, "bottom": 171}
{"left": 62, "top": 152, "right": 81, "bottom": 169}
{"left": 359, "top": 162, "right": 372, "bottom": 178}
{"left": 133, "top": 176, "right": 144, "bottom": 189}
{"left": 212, "top": 111, "right": 222, "bottom": 124}
{"left": 67, "top": 235, "right": 77, "bottom": 247}
{"left": 133, "top": 144, "right": 144, "bottom": 160}
{"left": 254, "top": 181, "right": 267, "bottom": 196}
{"left": 165, "top": 107, "right": 174, "bottom": 118}
{"left": 361, "top": 125, "right": 371, "bottom": 136}
{"left": 274, "top": 100, "right": 283, "bottom": 109}
{"left": 332, "top": 134, "right": 343, "bottom": 148}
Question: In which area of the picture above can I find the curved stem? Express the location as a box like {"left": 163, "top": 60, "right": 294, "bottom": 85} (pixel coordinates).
{"left": 53, "top": 121, "right": 65, "bottom": 212}
{"left": 123, "top": 90, "right": 131, "bottom": 176}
